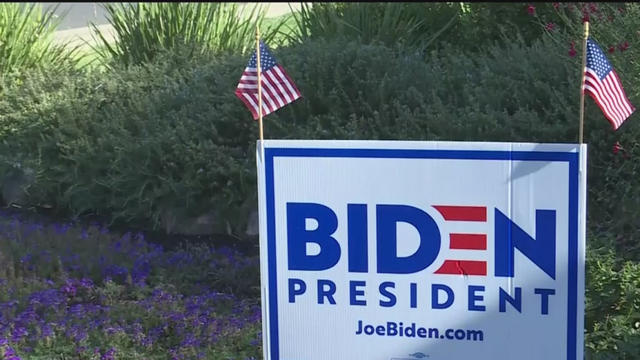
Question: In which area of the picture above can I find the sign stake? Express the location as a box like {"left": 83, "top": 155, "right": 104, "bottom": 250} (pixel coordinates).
{"left": 579, "top": 21, "right": 589, "bottom": 144}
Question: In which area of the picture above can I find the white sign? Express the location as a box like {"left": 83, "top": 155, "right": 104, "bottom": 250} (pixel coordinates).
{"left": 256, "top": 140, "right": 586, "bottom": 360}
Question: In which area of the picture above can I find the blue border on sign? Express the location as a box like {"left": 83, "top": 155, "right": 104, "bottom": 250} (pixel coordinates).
{"left": 264, "top": 147, "right": 580, "bottom": 360}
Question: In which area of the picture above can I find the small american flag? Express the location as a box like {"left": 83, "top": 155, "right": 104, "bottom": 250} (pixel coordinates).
{"left": 235, "top": 41, "right": 301, "bottom": 120}
{"left": 583, "top": 37, "right": 635, "bottom": 130}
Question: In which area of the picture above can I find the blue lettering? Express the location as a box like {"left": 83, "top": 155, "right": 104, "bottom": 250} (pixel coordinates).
{"left": 376, "top": 205, "right": 441, "bottom": 274}
{"left": 348, "top": 204, "right": 368, "bottom": 272}
{"left": 317, "top": 279, "right": 336, "bottom": 305}
{"left": 350, "top": 280, "right": 367, "bottom": 306}
{"left": 287, "top": 203, "right": 341, "bottom": 271}
{"left": 387, "top": 322, "right": 397, "bottom": 336}
{"left": 535, "top": 288, "right": 555, "bottom": 315}
{"left": 495, "top": 209, "right": 556, "bottom": 279}
{"left": 468, "top": 285, "right": 486, "bottom": 311}
{"left": 288, "top": 278, "right": 306, "bottom": 303}
{"left": 499, "top": 287, "right": 522, "bottom": 313}
{"left": 410, "top": 282, "right": 418, "bottom": 308}
{"left": 431, "top": 284, "right": 454, "bottom": 309}
{"left": 379, "top": 282, "right": 396, "bottom": 307}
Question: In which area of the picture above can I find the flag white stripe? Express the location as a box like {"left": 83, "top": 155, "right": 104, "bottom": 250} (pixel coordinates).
{"left": 584, "top": 70, "right": 625, "bottom": 123}
{"left": 265, "top": 69, "right": 293, "bottom": 104}
{"left": 584, "top": 81, "right": 623, "bottom": 126}
{"left": 256, "top": 93, "right": 271, "bottom": 115}
{"left": 587, "top": 71, "right": 626, "bottom": 122}
{"left": 584, "top": 81, "right": 623, "bottom": 127}
{"left": 601, "top": 74, "right": 632, "bottom": 120}
{"left": 584, "top": 78, "right": 623, "bottom": 126}
{"left": 605, "top": 74, "right": 634, "bottom": 115}
{"left": 260, "top": 76, "right": 286, "bottom": 108}
{"left": 259, "top": 85, "right": 279, "bottom": 112}
{"left": 262, "top": 71, "right": 289, "bottom": 105}
{"left": 273, "top": 65, "right": 299, "bottom": 99}
{"left": 242, "top": 93, "right": 259, "bottom": 115}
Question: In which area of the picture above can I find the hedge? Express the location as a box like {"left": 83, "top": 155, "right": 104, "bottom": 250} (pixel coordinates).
{"left": 1, "top": 37, "right": 639, "bottom": 260}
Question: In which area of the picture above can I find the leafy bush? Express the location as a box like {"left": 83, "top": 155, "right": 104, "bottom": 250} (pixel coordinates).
{"left": 0, "top": 3, "right": 80, "bottom": 75}
{"left": 1, "top": 33, "right": 640, "bottom": 260}
{"left": 91, "top": 2, "right": 286, "bottom": 67}
{"left": 0, "top": 49, "right": 257, "bottom": 235}
{"left": 585, "top": 248, "right": 640, "bottom": 359}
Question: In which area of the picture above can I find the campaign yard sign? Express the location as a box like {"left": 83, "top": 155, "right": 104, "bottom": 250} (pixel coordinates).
{"left": 256, "top": 140, "right": 587, "bottom": 360}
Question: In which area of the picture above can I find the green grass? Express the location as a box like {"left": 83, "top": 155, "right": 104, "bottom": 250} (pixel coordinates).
{"left": 263, "top": 12, "right": 298, "bottom": 47}
{"left": 0, "top": 3, "right": 81, "bottom": 73}
{"left": 89, "top": 3, "right": 287, "bottom": 68}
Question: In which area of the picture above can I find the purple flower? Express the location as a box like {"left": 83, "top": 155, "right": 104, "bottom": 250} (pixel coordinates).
{"left": 102, "top": 348, "right": 116, "bottom": 360}
{"left": 80, "top": 278, "right": 94, "bottom": 289}
{"left": 61, "top": 280, "right": 77, "bottom": 297}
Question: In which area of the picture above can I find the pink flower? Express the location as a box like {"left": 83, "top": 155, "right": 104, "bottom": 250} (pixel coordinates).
{"left": 569, "top": 42, "right": 577, "bottom": 57}
{"left": 582, "top": 12, "right": 590, "bottom": 23}
{"left": 553, "top": 2, "right": 560, "bottom": 10}
{"left": 609, "top": 46, "right": 615, "bottom": 53}
{"left": 613, "top": 142, "right": 622, "bottom": 154}
{"left": 527, "top": 4, "right": 535, "bottom": 15}
{"left": 589, "top": 3, "right": 598, "bottom": 13}
{"left": 545, "top": 23, "right": 556, "bottom": 31}
{"left": 619, "top": 41, "right": 629, "bottom": 52}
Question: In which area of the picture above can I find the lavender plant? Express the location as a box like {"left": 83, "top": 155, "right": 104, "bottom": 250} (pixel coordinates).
{"left": 0, "top": 211, "right": 261, "bottom": 359}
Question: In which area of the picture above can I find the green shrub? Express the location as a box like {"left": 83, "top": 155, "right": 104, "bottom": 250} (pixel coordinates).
{"left": 0, "top": 3, "right": 80, "bottom": 75}
{"left": 1, "top": 35, "right": 640, "bottom": 259}
{"left": 91, "top": 2, "right": 286, "bottom": 67}
{"left": 0, "top": 50, "right": 257, "bottom": 235}
{"left": 585, "top": 248, "right": 640, "bottom": 359}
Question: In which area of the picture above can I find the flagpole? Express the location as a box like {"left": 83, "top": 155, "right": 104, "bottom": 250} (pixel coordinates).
{"left": 256, "top": 26, "right": 265, "bottom": 155}
{"left": 579, "top": 21, "right": 589, "bottom": 144}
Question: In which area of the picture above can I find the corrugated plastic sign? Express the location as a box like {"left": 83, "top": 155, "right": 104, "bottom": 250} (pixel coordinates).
{"left": 256, "top": 140, "right": 587, "bottom": 360}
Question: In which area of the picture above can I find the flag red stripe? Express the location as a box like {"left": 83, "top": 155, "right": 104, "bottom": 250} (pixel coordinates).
{"left": 585, "top": 70, "right": 625, "bottom": 123}
{"left": 274, "top": 65, "right": 301, "bottom": 99}
{"left": 603, "top": 75, "right": 629, "bottom": 117}
{"left": 262, "top": 72, "right": 287, "bottom": 107}
{"left": 584, "top": 73, "right": 624, "bottom": 126}
{"left": 601, "top": 74, "right": 631, "bottom": 121}
{"left": 584, "top": 90, "right": 620, "bottom": 129}
{"left": 584, "top": 79, "right": 623, "bottom": 128}
{"left": 264, "top": 69, "right": 292, "bottom": 103}
{"left": 234, "top": 90, "right": 259, "bottom": 120}
{"left": 583, "top": 67, "right": 635, "bottom": 129}
{"left": 609, "top": 71, "right": 635, "bottom": 114}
